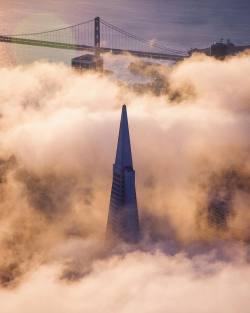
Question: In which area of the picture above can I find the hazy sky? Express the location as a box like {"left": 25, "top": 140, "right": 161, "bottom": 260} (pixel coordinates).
{"left": 1, "top": 0, "right": 250, "bottom": 49}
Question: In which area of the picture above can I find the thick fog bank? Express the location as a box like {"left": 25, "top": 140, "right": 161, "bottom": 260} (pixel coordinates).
{"left": 0, "top": 53, "right": 249, "bottom": 312}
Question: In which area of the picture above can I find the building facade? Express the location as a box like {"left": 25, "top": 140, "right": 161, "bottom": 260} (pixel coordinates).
{"left": 106, "top": 105, "right": 140, "bottom": 243}
{"left": 71, "top": 54, "right": 103, "bottom": 71}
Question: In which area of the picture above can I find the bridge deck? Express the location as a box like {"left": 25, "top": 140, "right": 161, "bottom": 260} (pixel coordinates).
{"left": 0, "top": 35, "right": 185, "bottom": 61}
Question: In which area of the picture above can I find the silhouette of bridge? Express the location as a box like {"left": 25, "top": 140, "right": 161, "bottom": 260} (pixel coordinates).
{"left": 0, "top": 17, "right": 187, "bottom": 61}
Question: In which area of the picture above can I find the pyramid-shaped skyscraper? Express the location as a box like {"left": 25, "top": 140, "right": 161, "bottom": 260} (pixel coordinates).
{"left": 106, "top": 105, "right": 140, "bottom": 243}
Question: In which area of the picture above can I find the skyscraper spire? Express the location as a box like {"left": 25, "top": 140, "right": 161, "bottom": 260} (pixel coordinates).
{"left": 106, "top": 105, "right": 140, "bottom": 243}
{"left": 115, "top": 105, "right": 133, "bottom": 169}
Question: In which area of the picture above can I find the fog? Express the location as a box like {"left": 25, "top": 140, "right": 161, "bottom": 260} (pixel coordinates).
{"left": 0, "top": 52, "right": 249, "bottom": 312}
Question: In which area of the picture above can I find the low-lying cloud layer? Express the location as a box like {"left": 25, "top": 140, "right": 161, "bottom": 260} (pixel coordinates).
{"left": 1, "top": 250, "right": 250, "bottom": 313}
{"left": 0, "top": 52, "right": 249, "bottom": 312}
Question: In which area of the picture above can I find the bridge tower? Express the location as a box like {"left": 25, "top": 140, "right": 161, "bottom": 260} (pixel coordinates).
{"left": 94, "top": 17, "right": 101, "bottom": 55}
{"left": 72, "top": 16, "right": 103, "bottom": 71}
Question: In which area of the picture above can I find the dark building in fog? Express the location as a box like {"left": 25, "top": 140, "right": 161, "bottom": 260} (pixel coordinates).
{"left": 71, "top": 54, "right": 103, "bottom": 71}
{"left": 106, "top": 105, "right": 140, "bottom": 243}
{"left": 189, "top": 39, "right": 250, "bottom": 59}
{"left": 207, "top": 170, "right": 241, "bottom": 227}
{"left": 210, "top": 39, "right": 236, "bottom": 59}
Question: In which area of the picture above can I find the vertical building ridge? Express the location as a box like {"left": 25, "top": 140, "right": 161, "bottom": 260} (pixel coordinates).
{"left": 115, "top": 105, "right": 133, "bottom": 169}
{"left": 106, "top": 105, "right": 140, "bottom": 243}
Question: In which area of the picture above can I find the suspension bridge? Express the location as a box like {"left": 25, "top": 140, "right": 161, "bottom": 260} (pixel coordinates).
{"left": 0, "top": 17, "right": 187, "bottom": 61}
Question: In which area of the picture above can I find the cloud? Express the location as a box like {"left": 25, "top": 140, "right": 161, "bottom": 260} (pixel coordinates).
{"left": 1, "top": 250, "right": 250, "bottom": 313}
{"left": 0, "top": 53, "right": 249, "bottom": 311}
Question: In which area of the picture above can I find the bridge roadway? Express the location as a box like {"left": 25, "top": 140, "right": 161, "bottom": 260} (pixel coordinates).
{"left": 0, "top": 35, "right": 185, "bottom": 61}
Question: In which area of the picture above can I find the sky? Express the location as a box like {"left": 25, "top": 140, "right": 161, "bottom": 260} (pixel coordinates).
{"left": 1, "top": 0, "right": 250, "bottom": 48}
{"left": 1, "top": 0, "right": 250, "bottom": 65}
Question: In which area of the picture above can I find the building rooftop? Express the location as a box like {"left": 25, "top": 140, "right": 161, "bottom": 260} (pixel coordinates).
{"left": 72, "top": 53, "right": 103, "bottom": 71}
{"left": 72, "top": 54, "right": 99, "bottom": 62}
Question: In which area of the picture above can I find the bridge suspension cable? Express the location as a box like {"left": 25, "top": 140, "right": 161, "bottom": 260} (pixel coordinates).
{"left": 0, "top": 16, "right": 188, "bottom": 60}
{"left": 3, "top": 19, "right": 95, "bottom": 37}
{"left": 100, "top": 18, "right": 187, "bottom": 56}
